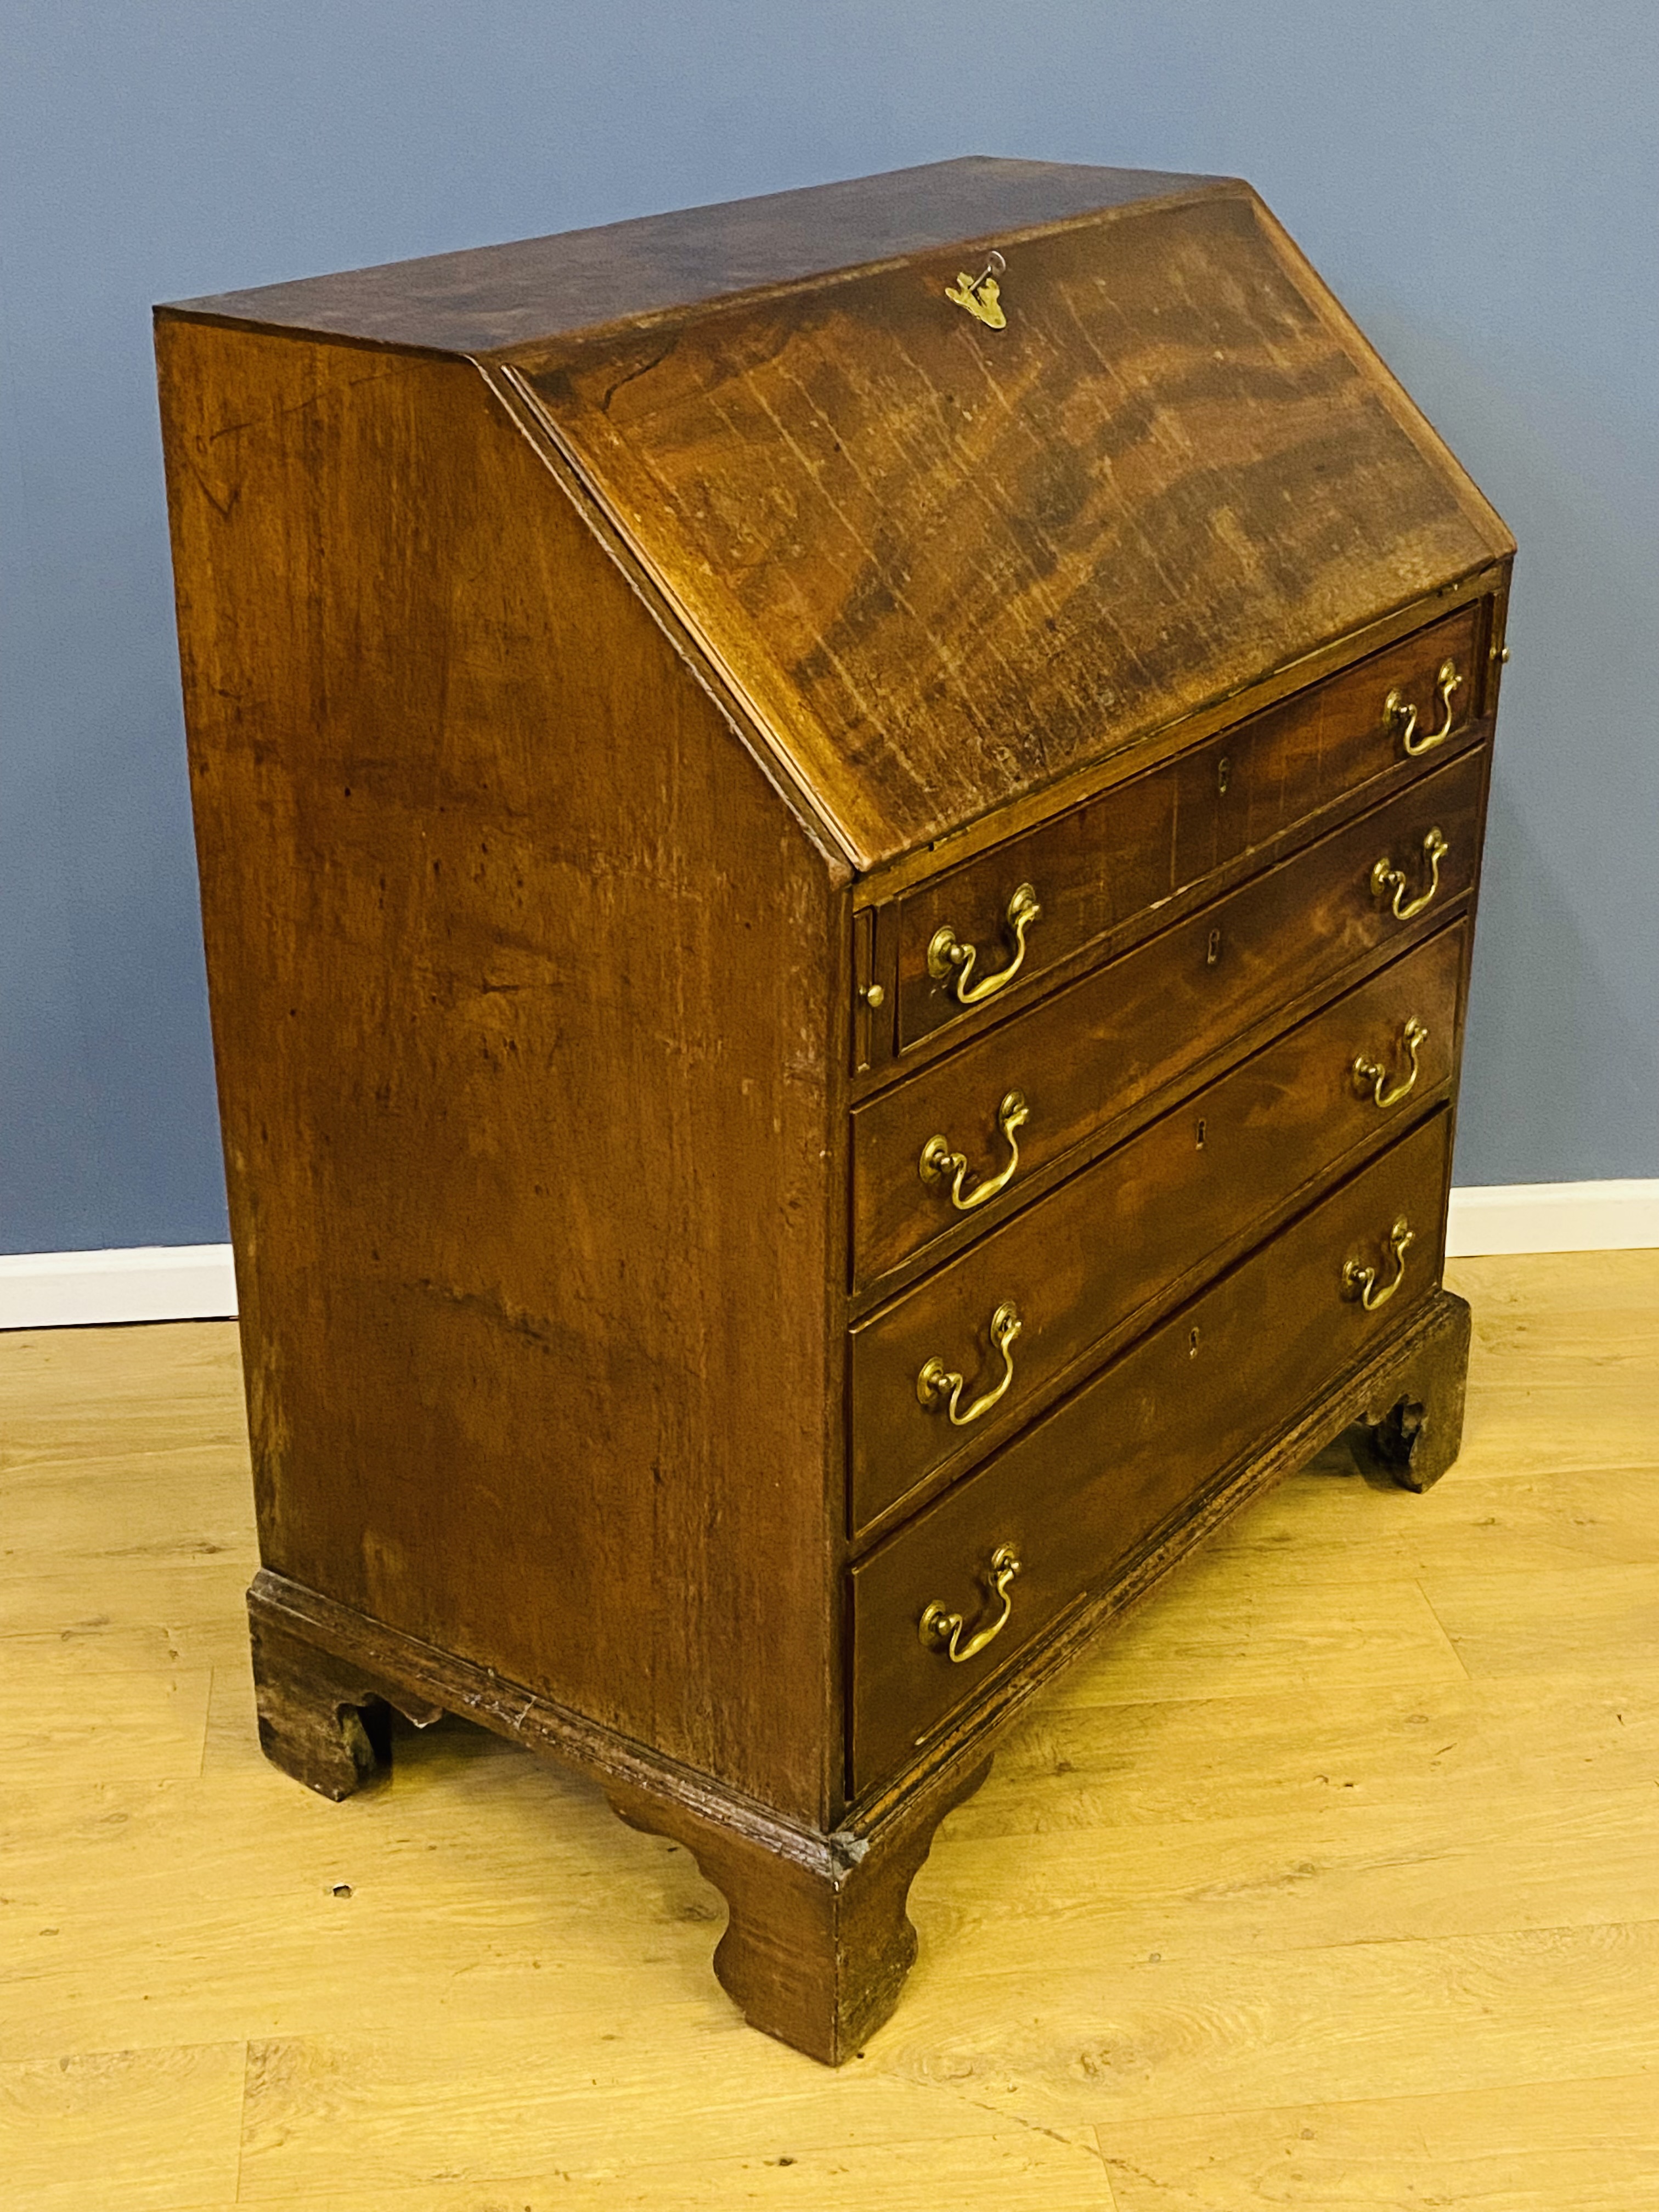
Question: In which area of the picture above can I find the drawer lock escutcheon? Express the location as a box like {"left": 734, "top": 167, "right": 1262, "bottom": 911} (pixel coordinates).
{"left": 919, "top": 1544, "right": 1023, "bottom": 1664}
{"left": 1385, "top": 659, "right": 1463, "bottom": 757}
{"left": 919, "top": 1090, "right": 1029, "bottom": 1211}
{"left": 927, "top": 882, "right": 1042, "bottom": 1006}
{"left": 1370, "top": 828, "right": 1448, "bottom": 923}
{"left": 1352, "top": 1015, "right": 1428, "bottom": 1109}
{"left": 916, "top": 1301, "right": 1023, "bottom": 1427}
{"left": 1342, "top": 1217, "right": 1415, "bottom": 1312}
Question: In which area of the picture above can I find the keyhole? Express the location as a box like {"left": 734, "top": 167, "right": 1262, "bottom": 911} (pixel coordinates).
{"left": 1195, "top": 1117, "right": 1207, "bottom": 1149}
{"left": 1188, "top": 1325, "right": 1202, "bottom": 1358}
{"left": 1206, "top": 927, "right": 1223, "bottom": 967}
{"left": 1217, "top": 755, "right": 1232, "bottom": 795}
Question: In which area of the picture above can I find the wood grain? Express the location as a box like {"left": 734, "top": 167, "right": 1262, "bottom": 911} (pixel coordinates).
{"left": 149, "top": 2135, "right": 1115, "bottom": 2212}
{"left": 0, "top": 1662, "right": 212, "bottom": 1786}
{"left": 877, "top": 1920, "right": 1659, "bottom": 2127}
{"left": 851, "top": 746, "right": 1485, "bottom": 1288}
{"left": 850, "top": 1114, "right": 1455, "bottom": 1787}
{"left": 230, "top": 2022, "right": 1107, "bottom": 2198}
{"left": 1421, "top": 1561, "right": 1659, "bottom": 1677}
{"left": 889, "top": 601, "right": 1483, "bottom": 1050}
{"left": 2, "top": 1248, "right": 1656, "bottom": 2200}
{"left": 848, "top": 562, "right": 1505, "bottom": 916}
{"left": 523, "top": 188, "right": 1508, "bottom": 865}
{"left": 156, "top": 320, "right": 845, "bottom": 1830}
{"left": 607, "top": 1754, "right": 996, "bottom": 2065}
{"left": 154, "top": 156, "right": 1517, "bottom": 2061}
{"left": 1098, "top": 2072, "right": 1659, "bottom": 2209}
{"left": 966, "top": 1673, "right": 1659, "bottom": 1831}
{"left": 162, "top": 155, "right": 1209, "bottom": 355}
{"left": 0, "top": 2043, "right": 245, "bottom": 2212}
{"left": 850, "top": 924, "right": 1466, "bottom": 1530}
{"left": 163, "top": 160, "right": 1510, "bottom": 873}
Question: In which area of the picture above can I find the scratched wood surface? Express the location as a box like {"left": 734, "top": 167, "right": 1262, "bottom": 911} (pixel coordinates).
{"left": 155, "top": 320, "right": 844, "bottom": 1830}
{"left": 521, "top": 185, "right": 1509, "bottom": 865}
{"left": 850, "top": 747, "right": 1486, "bottom": 1293}
{"left": 852, "top": 1115, "right": 1455, "bottom": 1785}
{"left": 3, "top": 1247, "right": 1655, "bottom": 2208}
{"left": 164, "top": 156, "right": 1209, "bottom": 355}
{"left": 161, "top": 157, "right": 1512, "bottom": 871}
{"left": 850, "top": 925, "right": 1468, "bottom": 1533}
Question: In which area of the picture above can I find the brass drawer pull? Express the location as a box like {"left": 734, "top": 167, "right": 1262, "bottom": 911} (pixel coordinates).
{"left": 1342, "top": 1216, "right": 1415, "bottom": 1311}
{"left": 1371, "top": 827, "right": 1448, "bottom": 922}
{"left": 1385, "top": 658, "right": 1463, "bottom": 757}
{"left": 927, "top": 882, "right": 1042, "bottom": 1006}
{"left": 1353, "top": 1015, "right": 1427, "bottom": 1109}
{"left": 916, "top": 1301, "right": 1023, "bottom": 1427}
{"left": 919, "top": 1090, "right": 1029, "bottom": 1211}
{"left": 919, "top": 1544, "right": 1022, "bottom": 1664}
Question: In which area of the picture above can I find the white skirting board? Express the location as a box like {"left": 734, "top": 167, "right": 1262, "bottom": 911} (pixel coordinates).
{"left": 1444, "top": 1178, "right": 1659, "bottom": 1259}
{"left": 0, "top": 1244, "right": 238, "bottom": 1330}
{"left": 2, "top": 1183, "right": 1657, "bottom": 1329}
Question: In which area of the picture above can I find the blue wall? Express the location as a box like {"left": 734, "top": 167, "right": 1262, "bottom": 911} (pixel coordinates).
{"left": 3, "top": 1, "right": 1655, "bottom": 1252}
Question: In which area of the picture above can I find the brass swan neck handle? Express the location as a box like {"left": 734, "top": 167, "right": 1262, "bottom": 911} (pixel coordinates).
{"left": 1353, "top": 1015, "right": 1429, "bottom": 1110}
{"left": 919, "top": 1090, "right": 1029, "bottom": 1212}
{"left": 919, "top": 1545, "right": 1023, "bottom": 1664}
{"left": 1343, "top": 1217, "right": 1415, "bottom": 1311}
{"left": 927, "top": 883, "right": 1042, "bottom": 1007}
{"left": 1385, "top": 658, "right": 1463, "bottom": 757}
{"left": 916, "top": 1302, "right": 1023, "bottom": 1428}
{"left": 1371, "top": 828, "right": 1448, "bottom": 923}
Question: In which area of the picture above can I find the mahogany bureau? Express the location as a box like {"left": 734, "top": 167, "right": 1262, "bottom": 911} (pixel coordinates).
{"left": 155, "top": 156, "right": 1514, "bottom": 2064}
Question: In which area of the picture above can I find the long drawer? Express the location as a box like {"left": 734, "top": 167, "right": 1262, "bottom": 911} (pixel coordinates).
{"left": 849, "top": 1107, "right": 1453, "bottom": 1793}
{"left": 891, "top": 600, "right": 1485, "bottom": 1050}
{"left": 849, "top": 922, "right": 1466, "bottom": 1533}
{"left": 853, "top": 742, "right": 1484, "bottom": 1289}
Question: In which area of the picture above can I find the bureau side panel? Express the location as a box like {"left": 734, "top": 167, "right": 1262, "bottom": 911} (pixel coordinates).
{"left": 156, "top": 321, "right": 843, "bottom": 1827}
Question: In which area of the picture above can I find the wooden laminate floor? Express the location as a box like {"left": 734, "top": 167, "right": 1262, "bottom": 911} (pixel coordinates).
{"left": 2, "top": 1252, "right": 1656, "bottom": 2210}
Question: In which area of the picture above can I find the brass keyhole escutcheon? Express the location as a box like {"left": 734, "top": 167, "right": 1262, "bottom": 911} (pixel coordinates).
{"left": 945, "top": 250, "right": 1007, "bottom": 329}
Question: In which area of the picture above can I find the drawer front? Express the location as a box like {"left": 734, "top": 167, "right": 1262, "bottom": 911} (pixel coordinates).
{"left": 850, "top": 1108, "right": 1453, "bottom": 1793}
{"left": 1169, "top": 599, "right": 1484, "bottom": 889}
{"left": 893, "top": 602, "right": 1484, "bottom": 1051}
{"left": 850, "top": 922, "right": 1466, "bottom": 1533}
{"left": 853, "top": 742, "right": 1485, "bottom": 1289}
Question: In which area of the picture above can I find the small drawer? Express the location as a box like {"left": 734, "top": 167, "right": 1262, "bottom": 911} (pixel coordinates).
{"left": 852, "top": 742, "right": 1485, "bottom": 1290}
{"left": 849, "top": 1107, "right": 1453, "bottom": 1794}
{"left": 891, "top": 600, "right": 1484, "bottom": 1051}
{"left": 849, "top": 921, "right": 1466, "bottom": 1533}
{"left": 1170, "top": 601, "right": 1484, "bottom": 888}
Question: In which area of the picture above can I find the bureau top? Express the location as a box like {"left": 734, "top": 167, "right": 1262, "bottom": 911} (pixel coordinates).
{"left": 160, "top": 157, "right": 1212, "bottom": 355}
{"left": 158, "top": 158, "right": 1512, "bottom": 870}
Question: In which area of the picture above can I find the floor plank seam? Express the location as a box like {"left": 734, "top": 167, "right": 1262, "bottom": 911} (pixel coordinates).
{"left": 1412, "top": 1575, "right": 1475, "bottom": 1678}
{"left": 5, "top": 1271, "right": 1658, "bottom": 2205}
